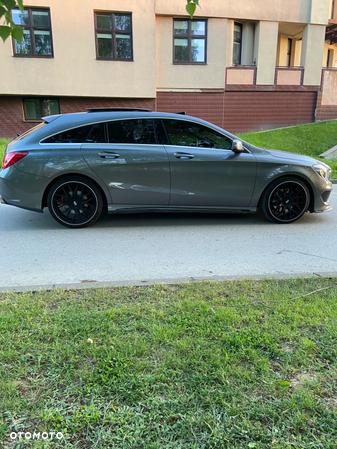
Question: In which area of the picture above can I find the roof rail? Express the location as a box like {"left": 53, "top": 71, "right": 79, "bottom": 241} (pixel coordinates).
{"left": 87, "top": 107, "right": 152, "bottom": 113}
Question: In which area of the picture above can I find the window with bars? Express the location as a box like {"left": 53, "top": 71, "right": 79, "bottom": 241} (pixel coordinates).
{"left": 95, "top": 12, "right": 133, "bottom": 60}
{"left": 173, "top": 19, "right": 207, "bottom": 64}
{"left": 11, "top": 8, "right": 53, "bottom": 57}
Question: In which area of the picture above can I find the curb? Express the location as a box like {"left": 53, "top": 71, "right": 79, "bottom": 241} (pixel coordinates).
{"left": 1, "top": 271, "right": 336, "bottom": 293}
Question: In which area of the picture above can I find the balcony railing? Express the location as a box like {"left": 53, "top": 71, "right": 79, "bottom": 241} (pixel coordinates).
{"left": 226, "top": 66, "right": 304, "bottom": 88}
{"left": 226, "top": 66, "right": 256, "bottom": 86}
{"left": 275, "top": 67, "right": 304, "bottom": 86}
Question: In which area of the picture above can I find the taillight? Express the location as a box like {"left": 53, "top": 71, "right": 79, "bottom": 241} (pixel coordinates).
{"left": 2, "top": 151, "right": 29, "bottom": 169}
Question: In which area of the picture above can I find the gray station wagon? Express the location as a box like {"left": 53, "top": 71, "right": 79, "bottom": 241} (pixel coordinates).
{"left": 0, "top": 109, "right": 333, "bottom": 228}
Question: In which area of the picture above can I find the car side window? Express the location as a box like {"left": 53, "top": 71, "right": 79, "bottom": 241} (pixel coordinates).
{"left": 162, "top": 119, "right": 232, "bottom": 149}
{"left": 43, "top": 123, "right": 106, "bottom": 143}
{"left": 107, "top": 119, "right": 156, "bottom": 144}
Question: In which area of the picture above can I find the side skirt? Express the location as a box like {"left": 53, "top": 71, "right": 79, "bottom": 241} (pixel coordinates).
{"left": 107, "top": 205, "right": 257, "bottom": 214}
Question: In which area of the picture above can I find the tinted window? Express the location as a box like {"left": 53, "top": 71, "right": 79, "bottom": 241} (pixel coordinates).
{"left": 43, "top": 123, "right": 106, "bottom": 143}
{"left": 108, "top": 119, "right": 156, "bottom": 144}
{"left": 162, "top": 119, "right": 232, "bottom": 149}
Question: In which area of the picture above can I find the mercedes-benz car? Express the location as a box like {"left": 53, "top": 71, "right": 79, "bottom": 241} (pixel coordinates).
{"left": 0, "top": 109, "right": 333, "bottom": 228}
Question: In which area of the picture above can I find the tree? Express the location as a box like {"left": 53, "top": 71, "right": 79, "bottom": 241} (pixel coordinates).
{"left": 0, "top": 0, "right": 24, "bottom": 42}
{"left": 186, "top": 0, "right": 199, "bottom": 18}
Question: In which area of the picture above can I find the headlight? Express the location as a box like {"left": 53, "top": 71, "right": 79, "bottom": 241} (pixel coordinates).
{"left": 312, "top": 163, "right": 331, "bottom": 181}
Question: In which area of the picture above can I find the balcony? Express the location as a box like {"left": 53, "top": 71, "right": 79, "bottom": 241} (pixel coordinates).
{"left": 226, "top": 66, "right": 304, "bottom": 89}
{"left": 226, "top": 66, "right": 256, "bottom": 86}
{"left": 275, "top": 67, "right": 303, "bottom": 86}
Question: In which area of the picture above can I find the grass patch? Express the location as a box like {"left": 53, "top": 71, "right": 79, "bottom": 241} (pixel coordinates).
{"left": 0, "top": 278, "right": 337, "bottom": 448}
{"left": 238, "top": 120, "right": 337, "bottom": 178}
{"left": 0, "top": 138, "right": 11, "bottom": 165}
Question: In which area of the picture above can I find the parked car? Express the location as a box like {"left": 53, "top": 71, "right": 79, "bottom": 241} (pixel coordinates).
{"left": 0, "top": 109, "right": 333, "bottom": 228}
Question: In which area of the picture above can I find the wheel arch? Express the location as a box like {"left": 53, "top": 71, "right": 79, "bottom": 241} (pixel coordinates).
{"left": 258, "top": 174, "right": 315, "bottom": 213}
{"left": 42, "top": 173, "right": 108, "bottom": 210}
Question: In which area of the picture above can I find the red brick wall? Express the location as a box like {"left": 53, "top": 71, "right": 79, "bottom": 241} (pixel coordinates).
{"left": 59, "top": 97, "right": 155, "bottom": 114}
{"left": 156, "top": 91, "right": 225, "bottom": 128}
{"left": 0, "top": 96, "right": 29, "bottom": 139}
{"left": 316, "top": 70, "right": 337, "bottom": 122}
{"left": 316, "top": 89, "right": 337, "bottom": 121}
{"left": 0, "top": 91, "right": 323, "bottom": 139}
{"left": 156, "top": 91, "right": 317, "bottom": 134}
{"left": 0, "top": 96, "right": 156, "bottom": 139}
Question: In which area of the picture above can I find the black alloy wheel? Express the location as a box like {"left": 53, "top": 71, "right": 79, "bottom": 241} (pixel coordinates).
{"left": 260, "top": 177, "right": 310, "bottom": 223}
{"left": 47, "top": 176, "right": 103, "bottom": 228}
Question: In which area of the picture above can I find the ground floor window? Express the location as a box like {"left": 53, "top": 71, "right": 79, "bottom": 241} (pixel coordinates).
{"left": 23, "top": 98, "right": 60, "bottom": 120}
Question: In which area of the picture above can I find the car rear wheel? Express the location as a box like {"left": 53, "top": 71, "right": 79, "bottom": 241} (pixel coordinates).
{"left": 47, "top": 176, "right": 103, "bottom": 228}
{"left": 259, "top": 177, "right": 310, "bottom": 223}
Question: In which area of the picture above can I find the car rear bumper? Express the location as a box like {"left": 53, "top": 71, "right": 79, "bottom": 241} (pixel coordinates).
{"left": 0, "top": 167, "right": 46, "bottom": 212}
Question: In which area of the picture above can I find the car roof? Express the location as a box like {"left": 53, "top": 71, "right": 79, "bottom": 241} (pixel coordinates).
{"left": 44, "top": 110, "right": 190, "bottom": 128}
{"left": 14, "top": 110, "right": 242, "bottom": 146}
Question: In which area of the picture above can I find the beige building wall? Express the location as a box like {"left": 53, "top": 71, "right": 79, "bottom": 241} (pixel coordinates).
{"left": 0, "top": 0, "right": 333, "bottom": 97}
{"left": 156, "top": 16, "right": 228, "bottom": 90}
{"left": 255, "top": 21, "right": 279, "bottom": 85}
{"left": 310, "top": 0, "right": 331, "bottom": 24}
{"left": 301, "top": 24, "right": 327, "bottom": 84}
{"left": 0, "top": 0, "right": 157, "bottom": 98}
{"left": 155, "top": 0, "right": 314, "bottom": 24}
{"left": 155, "top": 0, "right": 330, "bottom": 89}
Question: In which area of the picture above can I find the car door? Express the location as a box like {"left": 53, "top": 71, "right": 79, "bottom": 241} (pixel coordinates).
{"left": 160, "top": 118, "right": 257, "bottom": 207}
{"left": 81, "top": 118, "right": 170, "bottom": 205}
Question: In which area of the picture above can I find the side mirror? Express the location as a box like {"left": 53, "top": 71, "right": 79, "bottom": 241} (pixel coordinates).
{"left": 231, "top": 140, "right": 244, "bottom": 153}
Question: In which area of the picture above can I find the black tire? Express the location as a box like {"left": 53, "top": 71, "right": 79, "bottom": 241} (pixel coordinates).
{"left": 47, "top": 176, "right": 103, "bottom": 228}
{"left": 259, "top": 176, "right": 310, "bottom": 224}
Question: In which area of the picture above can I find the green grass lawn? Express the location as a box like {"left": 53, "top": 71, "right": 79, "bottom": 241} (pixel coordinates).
{"left": 238, "top": 120, "right": 337, "bottom": 178}
{"left": 1, "top": 278, "right": 336, "bottom": 448}
{"left": 0, "top": 139, "right": 11, "bottom": 167}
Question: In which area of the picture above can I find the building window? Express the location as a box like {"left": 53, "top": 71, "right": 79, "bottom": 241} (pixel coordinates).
{"left": 233, "top": 22, "right": 242, "bottom": 65}
{"left": 11, "top": 8, "right": 53, "bottom": 57}
{"left": 95, "top": 12, "right": 133, "bottom": 60}
{"left": 23, "top": 98, "right": 60, "bottom": 121}
{"left": 327, "top": 48, "right": 334, "bottom": 67}
{"left": 331, "top": 0, "right": 335, "bottom": 20}
{"left": 173, "top": 19, "right": 207, "bottom": 63}
{"left": 286, "top": 38, "right": 292, "bottom": 67}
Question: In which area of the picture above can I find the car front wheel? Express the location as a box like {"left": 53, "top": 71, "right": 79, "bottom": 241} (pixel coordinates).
{"left": 259, "top": 177, "right": 310, "bottom": 223}
{"left": 47, "top": 176, "right": 103, "bottom": 228}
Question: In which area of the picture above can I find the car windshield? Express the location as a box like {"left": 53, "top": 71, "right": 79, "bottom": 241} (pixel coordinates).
{"left": 6, "top": 122, "right": 47, "bottom": 151}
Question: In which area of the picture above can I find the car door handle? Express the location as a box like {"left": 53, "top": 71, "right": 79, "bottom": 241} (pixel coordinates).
{"left": 98, "top": 152, "right": 120, "bottom": 159}
{"left": 174, "top": 152, "right": 194, "bottom": 160}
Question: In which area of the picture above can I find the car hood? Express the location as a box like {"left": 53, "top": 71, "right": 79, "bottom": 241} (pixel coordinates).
{"left": 265, "top": 148, "right": 317, "bottom": 165}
